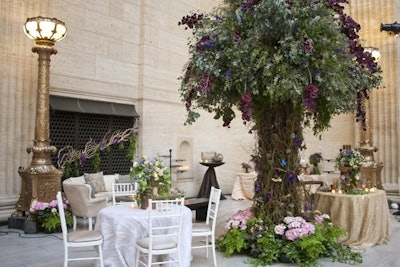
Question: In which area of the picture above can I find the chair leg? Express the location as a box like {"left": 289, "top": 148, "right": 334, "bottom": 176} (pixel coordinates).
{"left": 211, "top": 237, "right": 217, "bottom": 267}
{"left": 64, "top": 246, "right": 68, "bottom": 267}
{"left": 177, "top": 247, "right": 181, "bottom": 267}
{"left": 98, "top": 244, "right": 104, "bottom": 267}
{"left": 73, "top": 215, "right": 77, "bottom": 231}
{"left": 205, "top": 236, "right": 209, "bottom": 258}
{"left": 147, "top": 251, "right": 152, "bottom": 267}
{"left": 135, "top": 249, "right": 139, "bottom": 266}
{"left": 88, "top": 217, "right": 93, "bottom": 231}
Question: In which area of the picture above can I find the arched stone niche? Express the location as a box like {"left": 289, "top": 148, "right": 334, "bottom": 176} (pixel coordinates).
{"left": 176, "top": 139, "right": 193, "bottom": 181}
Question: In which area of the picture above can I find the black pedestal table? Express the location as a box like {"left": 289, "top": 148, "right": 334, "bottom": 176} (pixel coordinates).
{"left": 197, "top": 161, "right": 226, "bottom": 199}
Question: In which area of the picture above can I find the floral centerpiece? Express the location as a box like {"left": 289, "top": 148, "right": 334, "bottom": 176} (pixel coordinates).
{"left": 130, "top": 156, "right": 171, "bottom": 208}
{"left": 217, "top": 210, "right": 362, "bottom": 266}
{"left": 30, "top": 199, "right": 73, "bottom": 233}
{"left": 309, "top": 153, "right": 323, "bottom": 175}
{"left": 335, "top": 149, "right": 365, "bottom": 193}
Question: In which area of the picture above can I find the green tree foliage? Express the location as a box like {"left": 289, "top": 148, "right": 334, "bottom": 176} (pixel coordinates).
{"left": 179, "top": 0, "right": 382, "bottom": 223}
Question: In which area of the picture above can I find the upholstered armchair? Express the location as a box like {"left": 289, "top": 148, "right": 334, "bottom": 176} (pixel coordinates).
{"left": 62, "top": 182, "right": 107, "bottom": 231}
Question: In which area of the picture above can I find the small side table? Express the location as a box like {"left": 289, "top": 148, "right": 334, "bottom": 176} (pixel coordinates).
{"left": 197, "top": 161, "right": 226, "bottom": 199}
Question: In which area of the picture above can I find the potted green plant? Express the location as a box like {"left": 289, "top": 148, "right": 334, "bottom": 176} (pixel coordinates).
{"left": 30, "top": 198, "right": 73, "bottom": 233}
{"left": 217, "top": 210, "right": 362, "bottom": 266}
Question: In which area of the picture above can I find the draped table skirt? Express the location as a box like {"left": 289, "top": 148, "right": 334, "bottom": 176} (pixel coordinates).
{"left": 313, "top": 190, "right": 390, "bottom": 249}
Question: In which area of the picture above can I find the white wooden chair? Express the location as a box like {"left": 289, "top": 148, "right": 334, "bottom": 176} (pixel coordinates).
{"left": 135, "top": 198, "right": 185, "bottom": 267}
{"left": 191, "top": 186, "right": 222, "bottom": 267}
{"left": 112, "top": 182, "right": 137, "bottom": 206}
{"left": 56, "top": 191, "right": 104, "bottom": 267}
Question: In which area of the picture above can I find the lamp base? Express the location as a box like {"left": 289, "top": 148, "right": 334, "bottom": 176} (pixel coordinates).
{"left": 360, "top": 163, "right": 383, "bottom": 190}
{"left": 13, "top": 165, "right": 63, "bottom": 216}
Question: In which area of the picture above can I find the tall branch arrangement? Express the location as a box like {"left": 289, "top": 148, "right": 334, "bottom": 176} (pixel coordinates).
{"left": 179, "top": 0, "right": 382, "bottom": 223}
{"left": 57, "top": 128, "right": 138, "bottom": 176}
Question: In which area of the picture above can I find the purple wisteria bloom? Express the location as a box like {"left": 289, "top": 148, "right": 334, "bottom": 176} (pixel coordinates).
{"left": 225, "top": 69, "right": 233, "bottom": 79}
{"left": 287, "top": 172, "right": 296, "bottom": 184}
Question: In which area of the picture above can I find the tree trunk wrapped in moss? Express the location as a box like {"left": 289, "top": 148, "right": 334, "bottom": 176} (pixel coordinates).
{"left": 252, "top": 100, "right": 305, "bottom": 223}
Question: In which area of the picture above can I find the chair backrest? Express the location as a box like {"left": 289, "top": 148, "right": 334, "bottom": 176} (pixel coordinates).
{"left": 63, "top": 182, "right": 106, "bottom": 217}
{"left": 147, "top": 198, "right": 185, "bottom": 249}
{"left": 56, "top": 191, "right": 69, "bottom": 246}
{"left": 206, "top": 187, "right": 222, "bottom": 229}
{"left": 112, "top": 182, "right": 136, "bottom": 205}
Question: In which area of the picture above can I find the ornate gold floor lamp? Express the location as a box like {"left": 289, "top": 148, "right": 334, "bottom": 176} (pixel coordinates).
{"left": 358, "top": 47, "right": 384, "bottom": 189}
{"left": 13, "top": 17, "right": 67, "bottom": 216}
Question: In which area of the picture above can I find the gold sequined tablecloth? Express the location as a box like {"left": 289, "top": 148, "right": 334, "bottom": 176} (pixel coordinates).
{"left": 314, "top": 189, "right": 391, "bottom": 249}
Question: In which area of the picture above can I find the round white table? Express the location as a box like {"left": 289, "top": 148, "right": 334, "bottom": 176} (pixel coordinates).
{"left": 94, "top": 203, "right": 192, "bottom": 267}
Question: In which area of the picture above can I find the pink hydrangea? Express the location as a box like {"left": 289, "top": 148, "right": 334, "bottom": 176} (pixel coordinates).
{"left": 314, "top": 215, "right": 324, "bottom": 224}
{"left": 33, "top": 201, "right": 49, "bottom": 211}
{"left": 274, "top": 224, "right": 286, "bottom": 235}
{"left": 226, "top": 209, "right": 254, "bottom": 230}
{"left": 48, "top": 200, "right": 58, "bottom": 208}
{"left": 285, "top": 228, "right": 302, "bottom": 241}
{"left": 276, "top": 216, "right": 315, "bottom": 241}
{"left": 314, "top": 213, "right": 330, "bottom": 225}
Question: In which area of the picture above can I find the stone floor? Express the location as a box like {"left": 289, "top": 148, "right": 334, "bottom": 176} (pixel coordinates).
{"left": 1, "top": 195, "right": 400, "bottom": 267}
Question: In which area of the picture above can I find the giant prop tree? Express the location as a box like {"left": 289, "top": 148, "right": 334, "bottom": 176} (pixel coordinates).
{"left": 179, "top": 0, "right": 382, "bottom": 224}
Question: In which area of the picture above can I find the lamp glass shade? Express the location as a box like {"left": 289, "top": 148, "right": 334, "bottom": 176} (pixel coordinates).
{"left": 371, "top": 50, "right": 381, "bottom": 62}
{"left": 24, "top": 16, "right": 67, "bottom": 43}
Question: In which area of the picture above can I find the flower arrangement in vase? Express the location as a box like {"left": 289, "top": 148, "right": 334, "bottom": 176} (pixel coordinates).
{"left": 335, "top": 149, "right": 365, "bottom": 194}
{"left": 130, "top": 156, "right": 171, "bottom": 209}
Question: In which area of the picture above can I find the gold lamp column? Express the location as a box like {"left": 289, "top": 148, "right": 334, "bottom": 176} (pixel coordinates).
{"left": 358, "top": 47, "right": 383, "bottom": 189}
{"left": 14, "top": 17, "right": 67, "bottom": 216}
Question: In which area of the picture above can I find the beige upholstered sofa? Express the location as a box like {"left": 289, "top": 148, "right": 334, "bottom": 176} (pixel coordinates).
{"left": 63, "top": 172, "right": 121, "bottom": 201}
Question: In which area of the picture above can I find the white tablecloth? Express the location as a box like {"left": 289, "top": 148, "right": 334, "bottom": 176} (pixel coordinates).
{"left": 95, "top": 203, "right": 192, "bottom": 267}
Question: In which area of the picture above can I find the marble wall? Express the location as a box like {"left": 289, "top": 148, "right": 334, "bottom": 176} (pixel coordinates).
{"left": 0, "top": 0, "right": 398, "bottom": 221}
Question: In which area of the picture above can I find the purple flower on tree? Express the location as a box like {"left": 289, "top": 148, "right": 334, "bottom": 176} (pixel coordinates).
{"left": 239, "top": 92, "right": 252, "bottom": 124}
{"left": 178, "top": 13, "right": 203, "bottom": 30}
{"left": 287, "top": 172, "right": 296, "bottom": 184}
{"left": 225, "top": 69, "right": 233, "bottom": 79}
{"left": 196, "top": 35, "right": 211, "bottom": 51}
{"left": 302, "top": 83, "right": 319, "bottom": 113}
{"left": 200, "top": 73, "right": 214, "bottom": 93}
{"left": 302, "top": 36, "right": 313, "bottom": 55}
